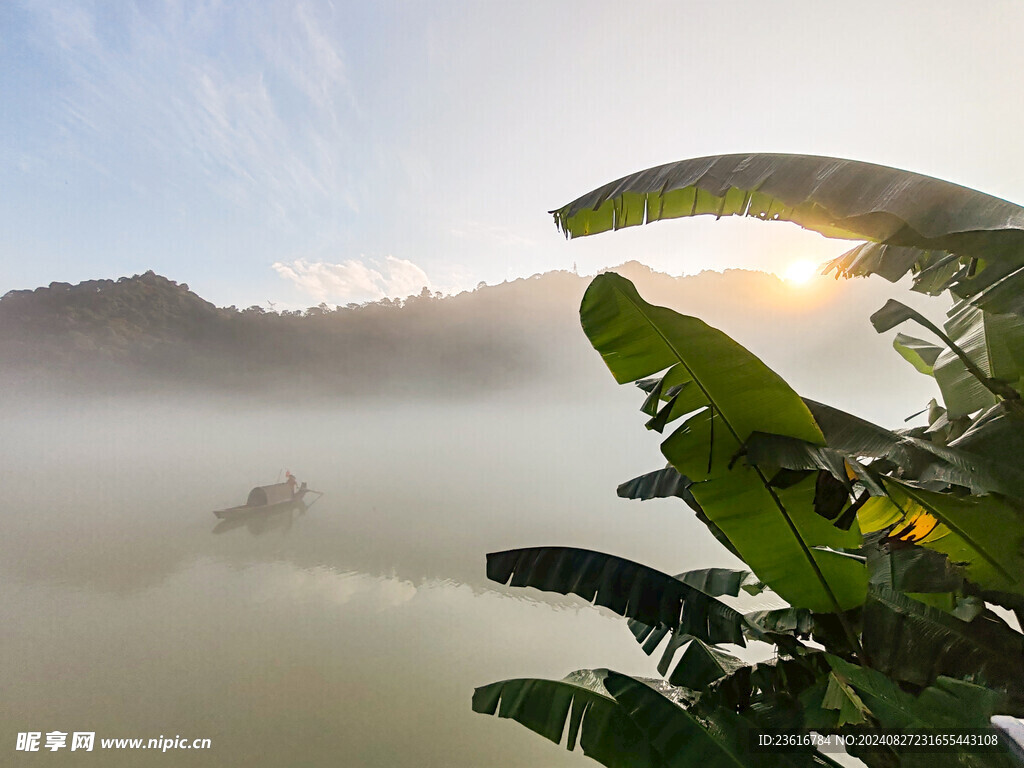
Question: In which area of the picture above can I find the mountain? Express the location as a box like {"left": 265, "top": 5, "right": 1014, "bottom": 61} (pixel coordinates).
{"left": 0, "top": 264, "right": 943, "bottom": 422}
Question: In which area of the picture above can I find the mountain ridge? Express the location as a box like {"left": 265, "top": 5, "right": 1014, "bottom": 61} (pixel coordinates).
{"left": 0, "top": 263, "right": 942, "bottom": 423}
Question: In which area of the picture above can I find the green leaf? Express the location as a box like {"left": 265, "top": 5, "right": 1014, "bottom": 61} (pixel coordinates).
{"left": 618, "top": 466, "right": 695, "bottom": 502}
{"left": 551, "top": 153, "right": 1024, "bottom": 315}
{"left": 865, "top": 536, "right": 965, "bottom": 595}
{"left": 825, "top": 655, "right": 1018, "bottom": 767}
{"left": 616, "top": 466, "right": 744, "bottom": 559}
{"left": 893, "top": 333, "right": 943, "bottom": 376}
{"left": 821, "top": 671, "right": 871, "bottom": 725}
{"left": 581, "top": 273, "right": 866, "bottom": 614}
{"left": 472, "top": 672, "right": 663, "bottom": 768}
{"left": 667, "top": 639, "right": 745, "bottom": 690}
{"left": 881, "top": 479, "right": 1024, "bottom": 595}
{"left": 486, "top": 547, "right": 748, "bottom": 646}
{"left": 870, "top": 299, "right": 1024, "bottom": 416}
{"left": 745, "top": 607, "right": 815, "bottom": 639}
{"left": 861, "top": 585, "right": 1024, "bottom": 702}
{"left": 752, "top": 398, "right": 1024, "bottom": 503}
{"left": 602, "top": 672, "right": 842, "bottom": 768}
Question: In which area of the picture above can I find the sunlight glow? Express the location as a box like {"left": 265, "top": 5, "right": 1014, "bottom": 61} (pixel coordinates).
{"left": 784, "top": 260, "right": 820, "bottom": 285}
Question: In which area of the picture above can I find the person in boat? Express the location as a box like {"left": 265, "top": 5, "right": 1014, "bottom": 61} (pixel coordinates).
{"left": 285, "top": 470, "right": 298, "bottom": 497}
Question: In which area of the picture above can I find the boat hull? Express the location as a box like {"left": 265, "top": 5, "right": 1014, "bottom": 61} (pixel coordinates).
{"left": 212, "top": 495, "right": 305, "bottom": 520}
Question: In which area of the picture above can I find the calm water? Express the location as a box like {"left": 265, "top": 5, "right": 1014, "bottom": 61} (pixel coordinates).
{"left": 2, "top": 391, "right": 753, "bottom": 767}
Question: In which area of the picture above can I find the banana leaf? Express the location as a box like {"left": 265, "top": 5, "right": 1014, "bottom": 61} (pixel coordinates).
{"left": 751, "top": 399, "right": 1024, "bottom": 502}
{"left": 472, "top": 671, "right": 663, "bottom": 768}
{"left": 826, "top": 655, "right": 1018, "bottom": 768}
{"left": 666, "top": 638, "right": 745, "bottom": 690}
{"left": 551, "top": 153, "right": 1024, "bottom": 315}
{"left": 893, "top": 333, "right": 944, "bottom": 376}
{"left": 581, "top": 273, "right": 867, "bottom": 615}
{"left": 865, "top": 536, "right": 965, "bottom": 595}
{"left": 880, "top": 479, "right": 1024, "bottom": 596}
{"left": 871, "top": 298, "right": 1024, "bottom": 415}
{"left": 698, "top": 653, "right": 833, "bottom": 732}
{"left": 486, "top": 547, "right": 747, "bottom": 646}
{"left": 617, "top": 465, "right": 742, "bottom": 559}
{"left": 602, "top": 672, "right": 842, "bottom": 768}
{"left": 861, "top": 585, "right": 1024, "bottom": 702}
{"left": 624, "top": 568, "right": 765, "bottom": 679}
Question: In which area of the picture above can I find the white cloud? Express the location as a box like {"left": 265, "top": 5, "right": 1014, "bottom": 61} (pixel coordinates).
{"left": 273, "top": 255, "right": 431, "bottom": 304}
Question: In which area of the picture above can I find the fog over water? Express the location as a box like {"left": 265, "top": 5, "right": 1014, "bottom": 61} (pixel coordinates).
{"left": 1, "top": 268, "right": 942, "bottom": 766}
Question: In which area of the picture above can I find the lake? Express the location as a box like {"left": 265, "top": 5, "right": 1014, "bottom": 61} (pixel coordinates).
{"left": 2, "top": 390, "right": 754, "bottom": 766}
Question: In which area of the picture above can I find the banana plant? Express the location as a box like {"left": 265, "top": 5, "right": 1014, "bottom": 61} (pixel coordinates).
{"left": 475, "top": 155, "right": 1024, "bottom": 767}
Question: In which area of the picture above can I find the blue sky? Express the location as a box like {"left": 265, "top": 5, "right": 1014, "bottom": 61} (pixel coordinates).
{"left": 4, "top": 1, "right": 1024, "bottom": 308}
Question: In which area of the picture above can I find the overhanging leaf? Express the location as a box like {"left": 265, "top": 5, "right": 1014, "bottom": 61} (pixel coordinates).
{"left": 472, "top": 671, "right": 662, "bottom": 768}
{"left": 486, "top": 547, "right": 747, "bottom": 646}
{"left": 551, "top": 153, "right": 1024, "bottom": 316}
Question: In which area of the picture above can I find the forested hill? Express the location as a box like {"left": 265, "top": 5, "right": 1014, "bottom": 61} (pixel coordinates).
{"left": 0, "top": 267, "right": 597, "bottom": 397}
{"left": 0, "top": 264, "right": 940, "bottom": 416}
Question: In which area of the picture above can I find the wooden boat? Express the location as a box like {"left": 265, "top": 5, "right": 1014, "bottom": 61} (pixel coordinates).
{"left": 213, "top": 481, "right": 309, "bottom": 521}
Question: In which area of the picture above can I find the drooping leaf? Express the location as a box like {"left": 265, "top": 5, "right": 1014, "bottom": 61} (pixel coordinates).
{"left": 486, "top": 547, "right": 747, "bottom": 645}
{"left": 861, "top": 585, "right": 1024, "bottom": 702}
{"left": 581, "top": 273, "right": 866, "bottom": 615}
{"left": 472, "top": 671, "right": 663, "bottom": 768}
{"left": 625, "top": 568, "right": 757, "bottom": 677}
{"left": 752, "top": 399, "right": 1024, "bottom": 502}
{"left": 893, "top": 333, "right": 943, "bottom": 376}
{"left": 870, "top": 299, "right": 1024, "bottom": 416}
{"left": 618, "top": 466, "right": 695, "bottom": 502}
{"left": 551, "top": 153, "right": 1024, "bottom": 316}
{"left": 602, "top": 672, "right": 842, "bottom": 768}
{"left": 617, "top": 466, "right": 744, "bottom": 560}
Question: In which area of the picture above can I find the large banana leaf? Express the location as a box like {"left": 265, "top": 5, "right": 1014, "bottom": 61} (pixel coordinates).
{"left": 861, "top": 585, "right": 1024, "bottom": 702}
{"left": 486, "top": 547, "right": 748, "bottom": 645}
{"left": 551, "top": 154, "right": 1024, "bottom": 315}
{"left": 472, "top": 671, "right": 662, "bottom": 768}
{"left": 581, "top": 273, "right": 867, "bottom": 614}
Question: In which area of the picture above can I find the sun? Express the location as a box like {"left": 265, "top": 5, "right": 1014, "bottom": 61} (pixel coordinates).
{"left": 783, "top": 259, "right": 820, "bottom": 285}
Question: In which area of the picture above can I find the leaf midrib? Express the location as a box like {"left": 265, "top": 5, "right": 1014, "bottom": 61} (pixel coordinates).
{"left": 608, "top": 279, "right": 849, "bottom": 619}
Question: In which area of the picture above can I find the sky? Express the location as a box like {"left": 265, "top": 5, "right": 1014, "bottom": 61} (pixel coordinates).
{"left": 3, "top": 0, "right": 1024, "bottom": 309}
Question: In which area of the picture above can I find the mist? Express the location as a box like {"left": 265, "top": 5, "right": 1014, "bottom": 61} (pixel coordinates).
{"left": 1, "top": 266, "right": 943, "bottom": 766}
